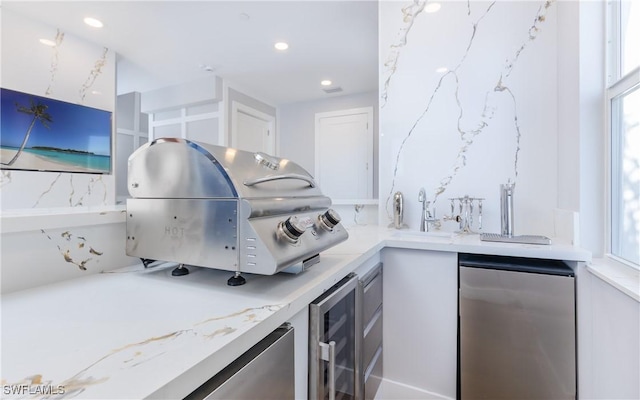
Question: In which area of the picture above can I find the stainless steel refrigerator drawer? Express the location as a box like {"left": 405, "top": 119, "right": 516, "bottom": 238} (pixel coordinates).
{"left": 362, "top": 266, "right": 382, "bottom": 324}
{"left": 459, "top": 254, "right": 576, "bottom": 400}
{"left": 185, "top": 324, "right": 294, "bottom": 400}
{"left": 363, "top": 307, "right": 383, "bottom": 368}
{"left": 364, "top": 346, "right": 383, "bottom": 400}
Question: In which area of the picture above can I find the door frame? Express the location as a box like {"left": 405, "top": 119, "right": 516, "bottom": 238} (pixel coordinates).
{"left": 231, "top": 101, "right": 276, "bottom": 154}
{"left": 314, "top": 106, "right": 374, "bottom": 199}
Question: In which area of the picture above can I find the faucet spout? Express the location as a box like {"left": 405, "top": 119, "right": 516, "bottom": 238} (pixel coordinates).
{"left": 418, "top": 188, "right": 439, "bottom": 232}
{"left": 418, "top": 188, "right": 430, "bottom": 232}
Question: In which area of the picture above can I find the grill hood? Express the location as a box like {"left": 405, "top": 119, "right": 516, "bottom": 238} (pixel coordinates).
{"left": 126, "top": 138, "right": 348, "bottom": 283}
{"left": 128, "top": 137, "right": 324, "bottom": 200}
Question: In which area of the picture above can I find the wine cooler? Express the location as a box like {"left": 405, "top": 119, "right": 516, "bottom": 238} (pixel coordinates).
{"left": 309, "top": 273, "right": 361, "bottom": 400}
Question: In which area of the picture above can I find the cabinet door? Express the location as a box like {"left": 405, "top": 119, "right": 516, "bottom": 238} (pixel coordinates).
{"left": 360, "top": 264, "right": 383, "bottom": 400}
{"left": 380, "top": 248, "right": 458, "bottom": 399}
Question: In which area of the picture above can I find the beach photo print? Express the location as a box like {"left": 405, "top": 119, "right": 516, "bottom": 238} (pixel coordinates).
{"left": 1, "top": 88, "right": 112, "bottom": 174}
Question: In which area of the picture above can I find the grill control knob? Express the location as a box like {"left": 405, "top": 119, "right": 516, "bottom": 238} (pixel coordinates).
{"left": 278, "top": 216, "right": 307, "bottom": 243}
{"left": 318, "top": 209, "right": 341, "bottom": 232}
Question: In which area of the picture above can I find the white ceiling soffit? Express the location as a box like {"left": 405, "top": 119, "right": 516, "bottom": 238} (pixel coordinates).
{"left": 3, "top": 1, "right": 379, "bottom": 106}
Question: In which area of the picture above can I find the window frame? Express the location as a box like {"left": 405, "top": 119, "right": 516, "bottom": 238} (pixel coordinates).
{"left": 605, "top": 0, "right": 639, "bottom": 268}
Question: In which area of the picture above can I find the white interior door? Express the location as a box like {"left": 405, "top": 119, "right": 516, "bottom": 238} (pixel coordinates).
{"left": 315, "top": 107, "right": 373, "bottom": 200}
{"left": 232, "top": 102, "right": 275, "bottom": 154}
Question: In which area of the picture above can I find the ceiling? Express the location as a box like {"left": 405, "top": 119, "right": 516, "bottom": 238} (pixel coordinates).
{"left": 3, "top": 1, "right": 379, "bottom": 106}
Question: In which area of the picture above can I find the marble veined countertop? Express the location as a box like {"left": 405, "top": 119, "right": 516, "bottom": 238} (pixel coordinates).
{"left": 0, "top": 226, "right": 590, "bottom": 399}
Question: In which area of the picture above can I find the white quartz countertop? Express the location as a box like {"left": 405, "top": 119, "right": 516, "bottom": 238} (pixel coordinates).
{"left": 0, "top": 226, "right": 590, "bottom": 399}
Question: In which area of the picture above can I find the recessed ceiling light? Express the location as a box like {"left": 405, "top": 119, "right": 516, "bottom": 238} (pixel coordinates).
{"left": 436, "top": 67, "right": 449, "bottom": 73}
{"left": 39, "top": 38, "right": 56, "bottom": 47}
{"left": 274, "top": 42, "right": 289, "bottom": 51}
{"left": 425, "top": 2, "right": 442, "bottom": 13}
{"left": 83, "top": 17, "right": 103, "bottom": 28}
{"left": 91, "top": 90, "right": 102, "bottom": 95}
{"left": 321, "top": 80, "right": 332, "bottom": 86}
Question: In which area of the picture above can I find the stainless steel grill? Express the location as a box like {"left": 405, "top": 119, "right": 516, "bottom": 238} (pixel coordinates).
{"left": 126, "top": 138, "right": 348, "bottom": 285}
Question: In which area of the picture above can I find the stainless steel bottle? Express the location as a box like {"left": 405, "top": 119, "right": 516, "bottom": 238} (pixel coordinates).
{"left": 500, "top": 182, "right": 515, "bottom": 237}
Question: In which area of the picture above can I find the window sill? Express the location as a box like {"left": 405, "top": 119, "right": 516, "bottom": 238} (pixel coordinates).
{"left": 586, "top": 257, "right": 640, "bottom": 302}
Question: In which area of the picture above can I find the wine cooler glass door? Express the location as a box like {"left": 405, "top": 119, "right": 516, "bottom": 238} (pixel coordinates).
{"left": 310, "top": 273, "right": 361, "bottom": 400}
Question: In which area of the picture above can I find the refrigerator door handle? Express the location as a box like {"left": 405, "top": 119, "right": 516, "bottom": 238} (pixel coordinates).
{"left": 319, "top": 340, "right": 337, "bottom": 400}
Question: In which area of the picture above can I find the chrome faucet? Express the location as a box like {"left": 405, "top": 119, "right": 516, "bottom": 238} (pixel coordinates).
{"left": 418, "top": 188, "right": 437, "bottom": 232}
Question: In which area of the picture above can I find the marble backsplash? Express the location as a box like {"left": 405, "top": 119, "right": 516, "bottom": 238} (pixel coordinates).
{"left": 1, "top": 171, "right": 113, "bottom": 210}
{"left": 1, "top": 217, "right": 137, "bottom": 293}
{"left": 379, "top": 0, "right": 559, "bottom": 237}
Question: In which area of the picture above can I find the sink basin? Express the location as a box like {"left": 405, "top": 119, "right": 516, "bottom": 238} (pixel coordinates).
{"left": 391, "top": 230, "right": 455, "bottom": 239}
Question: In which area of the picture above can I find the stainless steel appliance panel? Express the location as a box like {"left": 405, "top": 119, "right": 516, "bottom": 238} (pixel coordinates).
{"left": 126, "top": 138, "right": 349, "bottom": 279}
{"left": 361, "top": 269, "right": 382, "bottom": 325}
{"left": 185, "top": 324, "right": 294, "bottom": 400}
{"left": 126, "top": 198, "right": 238, "bottom": 269}
{"left": 364, "top": 347, "right": 383, "bottom": 400}
{"left": 128, "top": 138, "right": 238, "bottom": 199}
{"left": 459, "top": 256, "right": 576, "bottom": 400}
{"left": 240, "top": 209, "right": 348, "bottom": 274}
{"left": 310, "top": 274, "right": 361, "bottom": 400}
{"left": 360, "top": 264, "right": 383, "bottom": 400}
{"left": 362, "top": 308, "right": 382, "bottom": 369}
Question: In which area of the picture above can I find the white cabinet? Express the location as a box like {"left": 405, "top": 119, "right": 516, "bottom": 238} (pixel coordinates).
{"left": 380, "top": 248, "right": 458, "bottom": 399}
{"left": 576, "top": 263, "right": 640, "bottom": 399}
{"left": 286, "top": 307, "right": 309, "bottom": 400}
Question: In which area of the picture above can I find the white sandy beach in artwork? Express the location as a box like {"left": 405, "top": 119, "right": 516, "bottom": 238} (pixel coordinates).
{"left": 0, "top": 149, "right": 105, "bottom": 173}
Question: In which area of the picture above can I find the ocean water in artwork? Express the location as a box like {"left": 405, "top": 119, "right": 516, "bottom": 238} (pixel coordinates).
{"left": 0, "top": 146, "right": 111, "bottom": 172}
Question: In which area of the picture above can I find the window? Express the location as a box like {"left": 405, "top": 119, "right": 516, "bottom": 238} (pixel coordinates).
{"left": 607, "top": 0, "right": 639, "bottom": 267}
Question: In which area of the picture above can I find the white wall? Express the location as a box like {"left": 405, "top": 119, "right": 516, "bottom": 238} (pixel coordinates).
{"left": 556, "top": 0, "right": 606, "bottom": 255}
{"left": 379, "top": 1, "right": 559, "bottom": 237}
{"left": 557, "top": 0, "right": 581, "bottom": 214}
{"left": 577, "top": 2, "right": 605, "bottom": 256}
{"left": 1, "top": 9, "right": 138, "bottom": 293}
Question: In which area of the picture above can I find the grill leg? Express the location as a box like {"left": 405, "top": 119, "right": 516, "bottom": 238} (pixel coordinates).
{"left": 228, "top": 271, "right": 246, "bottom": 286}
{"left": 171, "top": 264, "right": 189, "bottom": 276}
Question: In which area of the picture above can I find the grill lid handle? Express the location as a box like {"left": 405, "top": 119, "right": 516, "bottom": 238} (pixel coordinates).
{"left": 243, "top": 173, "right": 316, "bottom": 188}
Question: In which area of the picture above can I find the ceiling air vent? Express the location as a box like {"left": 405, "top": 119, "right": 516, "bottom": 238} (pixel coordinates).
{"left": 323, "top": 87, "right": 343, "bottom": 94}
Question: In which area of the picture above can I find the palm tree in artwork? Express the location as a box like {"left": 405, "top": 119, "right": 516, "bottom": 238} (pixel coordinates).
{"left": 2, "top": 98, "right": 53, "bottom": 166}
